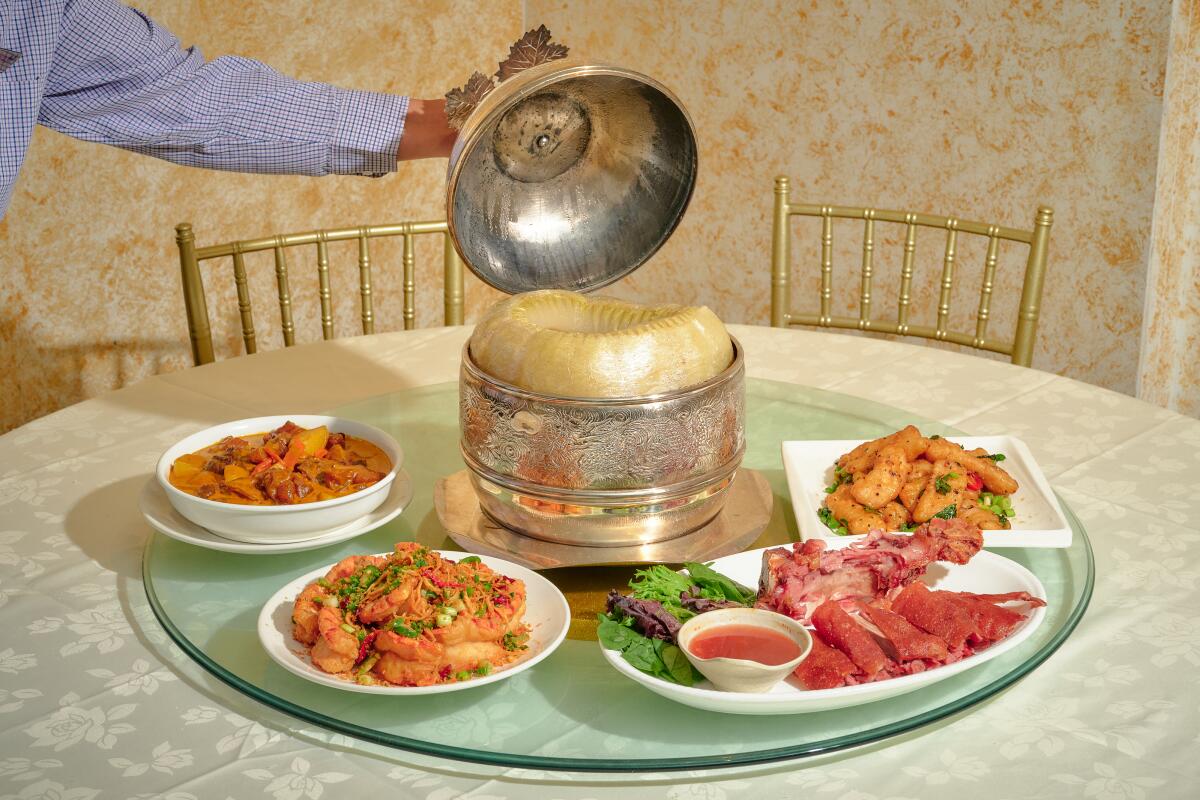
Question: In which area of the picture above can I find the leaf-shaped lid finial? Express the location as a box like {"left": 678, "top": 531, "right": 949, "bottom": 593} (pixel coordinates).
{"left": 495, "top": 25, "right": 570, "bottom": 82}
{"left": 444, "top": 25, "right": 570, "bottom": 130}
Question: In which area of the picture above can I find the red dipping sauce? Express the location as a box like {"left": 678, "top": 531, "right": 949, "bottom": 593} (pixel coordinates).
{"left": 688, "top": 624, "right": 802, "bottom": 666}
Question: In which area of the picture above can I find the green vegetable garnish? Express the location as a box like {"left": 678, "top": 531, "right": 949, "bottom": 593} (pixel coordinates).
{"left": 818, "top": 505, "right": 850, "bottom": 536}
{"left": 629, "top": 565, "right": 694, "bottom": 619}
{"left": 933, "top": 504, "right": 957, "bottom": 520}
{"left": 683, "top": 561, "right": 757, "bottom": 604}
{"left": 473, "top": 662, "right": 491, "bottom": 676}
{"left": 979, "top": 492, "right": 1015, "bottom": 524}
{"left": 824, "top": 464, "right": 852, "bottom": 494}
{"left": 502, "top": 631, "right": 529, "bottom": 651}
{"left": 984, "top": 453, "right": 1006, "bottom": 462}
{"left": 356, "top": 654, "right": 379, "bottom": 676}
{"left": 391, "top": 619, "right": 423, "bottom": 638}
{"left": 934, "top": 472, "right": 960, "bottom": 495}
{"left": 458, "top": 556, "right": 481, "bottom": 564}
{"left": 596, "top": 614, "right": 700, "bottom": 687}
{"left": 900, "top": 522, "right": 918, "bottom": 532}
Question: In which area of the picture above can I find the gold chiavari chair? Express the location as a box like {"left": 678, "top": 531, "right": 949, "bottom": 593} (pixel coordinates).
{"left": 769, "top": 176, "right": 1053, "bottom": 367}
{"left": 175, "top": 221, "right": 465, "bottom": 366}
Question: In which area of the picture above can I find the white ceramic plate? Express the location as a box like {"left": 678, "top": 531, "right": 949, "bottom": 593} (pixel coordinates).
{"left": 782, "top": 435, "right": 1072, "bottom": 548}
{"left": 258, "top": 550, "right": 571, "bottom": 695}
{"left": 139, "top": 471, "right": 413, "bottom": 554}
{"left": 599, "top": 543, "right": 1046, "bottom": 714}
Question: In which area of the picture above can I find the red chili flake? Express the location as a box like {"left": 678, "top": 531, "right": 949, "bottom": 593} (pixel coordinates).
{"left": 966, "top": 472, "right": 984, "bottom": 491}
{"left": 354, "top": 631, "right": 379, "bottom": 664}
{"left": 420, "top": 568, "right": 464, "bottom": 590}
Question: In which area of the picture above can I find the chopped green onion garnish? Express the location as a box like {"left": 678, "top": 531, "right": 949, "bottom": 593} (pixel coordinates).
{"left": 817, "top": 506, "right": 850, "bottom": 536}
{"left": 391, "top": 620, "right": 420, "bottom": 638}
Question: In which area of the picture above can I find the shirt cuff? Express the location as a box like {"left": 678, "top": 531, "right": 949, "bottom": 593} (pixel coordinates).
{"left": 329, "top": 90, "right": 410, "bottom": 176}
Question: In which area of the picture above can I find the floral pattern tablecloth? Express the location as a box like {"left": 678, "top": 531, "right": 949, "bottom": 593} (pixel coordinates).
{"left": 2, "top": 325, "right": 1197, "bottom": 800}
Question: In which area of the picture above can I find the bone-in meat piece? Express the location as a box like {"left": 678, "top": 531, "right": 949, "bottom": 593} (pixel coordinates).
{"left": 757, "top": 518, "right": 983, "bottom": 624}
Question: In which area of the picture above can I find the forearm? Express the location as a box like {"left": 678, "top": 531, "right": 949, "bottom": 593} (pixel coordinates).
{"left": 396, "top": 99, "right": 457, "bottom": 161}
{"left": 37, "top": 0, "right": 450, "bottom": 175}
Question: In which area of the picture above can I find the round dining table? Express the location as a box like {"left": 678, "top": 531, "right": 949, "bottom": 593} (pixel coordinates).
{"left": 2, "top": 324, "right": 1197, "bottom": 799}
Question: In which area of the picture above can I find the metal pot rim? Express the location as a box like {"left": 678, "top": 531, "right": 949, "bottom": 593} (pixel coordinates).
{"left": 461, "top": 335, "right": 744, "bottom": 405}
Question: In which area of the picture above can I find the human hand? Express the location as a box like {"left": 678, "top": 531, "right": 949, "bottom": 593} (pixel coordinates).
{"left": 396, "top": 99, "right": 457, "bottom": 161}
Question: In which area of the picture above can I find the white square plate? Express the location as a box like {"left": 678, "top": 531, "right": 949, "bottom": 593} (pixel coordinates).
{"left": 782, "top": 435, "right": 1072, "bottom": 548}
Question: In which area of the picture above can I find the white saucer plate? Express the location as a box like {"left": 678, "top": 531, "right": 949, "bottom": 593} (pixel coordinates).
{"left": 138, "top": 471, "right": 413, "bottom": 554}
{"left": 600, "top": 543, "right": 1046, "bottom": 714}
{"left": 257, "top": 551, "right": 571, "bottom": 695}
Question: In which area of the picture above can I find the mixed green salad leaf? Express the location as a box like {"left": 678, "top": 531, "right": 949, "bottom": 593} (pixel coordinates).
{"left": 599, "top": 561, "right": 756, "bottom": 686}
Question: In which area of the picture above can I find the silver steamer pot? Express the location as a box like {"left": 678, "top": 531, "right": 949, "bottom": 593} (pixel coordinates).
{"left": 459, "top": 338, "right": 745, "bottom": 546}
{"left": 446, "top": 54, "right": 744, "bottom": 547}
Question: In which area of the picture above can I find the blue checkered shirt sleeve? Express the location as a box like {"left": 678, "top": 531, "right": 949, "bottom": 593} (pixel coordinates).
{"left": 38, "top": 0, "right": 409, "bottom": 177}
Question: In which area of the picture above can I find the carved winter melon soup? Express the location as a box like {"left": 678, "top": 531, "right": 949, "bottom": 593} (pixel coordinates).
{"left": 469, "top": 290, "right": 733, "bottom": 398}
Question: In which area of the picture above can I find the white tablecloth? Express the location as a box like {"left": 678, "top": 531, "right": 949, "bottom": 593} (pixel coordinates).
{"left": 2, "top": 324, "right": 1196, "bottom": 799}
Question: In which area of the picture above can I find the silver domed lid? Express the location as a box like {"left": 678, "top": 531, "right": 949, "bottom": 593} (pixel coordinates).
{"left": 445, "top": 54, "right": 698, "bottom": 295}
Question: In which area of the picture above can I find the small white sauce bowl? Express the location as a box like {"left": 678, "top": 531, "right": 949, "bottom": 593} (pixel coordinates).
{"left": 156, "top": 415, "right": 402, "bottom": 544}
{"left": 677, "top": 607, "right": 813, "bottom": 693}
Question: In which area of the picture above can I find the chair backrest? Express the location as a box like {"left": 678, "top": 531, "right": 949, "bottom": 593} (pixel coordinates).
{"left": 175, "top": 221, "right": 466, "bottom": 365}
{"left": 769, "top": 176, "right": 1053, "bottom": 367}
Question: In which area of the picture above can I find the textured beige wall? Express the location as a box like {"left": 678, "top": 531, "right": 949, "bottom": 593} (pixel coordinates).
{"left": 529, "top": 0, "right": 1170, "bottom": 388}
{"left": 1138, "top": 0, "right": 1200, "bottom": 417}
{"left": 0, "top": 0, "right": 518, "bottom": 432}
{"left": 0, "top": 0, "right": 1172, "bottom": 431}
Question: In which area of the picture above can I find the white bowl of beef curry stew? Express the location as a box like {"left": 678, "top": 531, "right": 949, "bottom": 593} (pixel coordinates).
{"left": 156, "top": 416, "right": 402, "bottom": 543}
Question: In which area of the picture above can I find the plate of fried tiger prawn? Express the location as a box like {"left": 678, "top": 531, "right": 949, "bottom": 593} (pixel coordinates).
{"left": 783, "top": 426, "right": 1072, "bottom": 548}
{"left": 258, "top": 543, "right": 570, "bottom": 694}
